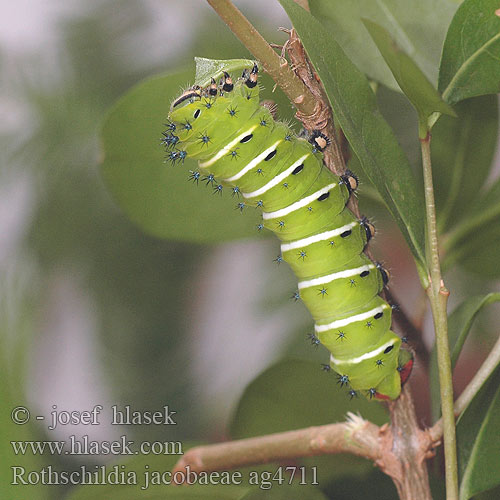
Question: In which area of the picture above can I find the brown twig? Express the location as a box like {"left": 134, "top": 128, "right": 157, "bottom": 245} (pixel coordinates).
{"left": 279, "top": 28, "right": 347, "bottom": 179}
{"left": 206, "top": 0, "right": 317, "bottom": 116}
{"left": 383, "top": 386, "right": 434, "bottom": 500}
{"left": 172, "top": 393, "right": 433, "bottom": 500}
{"left": 173, "top": 415, "right": 380, "bottom": 475}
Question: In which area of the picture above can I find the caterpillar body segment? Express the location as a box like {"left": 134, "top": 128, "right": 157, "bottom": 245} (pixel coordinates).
{"left": 166, "top": 66, "right": 412, "bottom": 400}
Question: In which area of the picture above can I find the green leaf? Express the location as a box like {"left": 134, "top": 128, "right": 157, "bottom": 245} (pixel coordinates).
{"left": 194, "top": 57, "right": 256, "bottom": 87}
{"left": 449, "top": 294, "right": 500, "bottom": 369}
{"left": 449, "top": 230, "right": 500, "bottom": 278}
{"left": 70, "top": 484, "right": 246, "bottom": 500}
{"left": 439, "top": 0, "right": 500, "bottom": 104}
{"left": 230, "top": 359, "right": 388, "bottom": 483}
{"left": 279, "top": 0, "right": 426, "bottom": 270}
{"left": 231, "top": 359, "right": 387, "bottom": 437}
{"left": 376, "top": 85, "right": 421, "bottom": 168}
{"left": 459, "top": 227, "right": 500, "bottom": 278}
{"left": 322, "top": 470, "right": 399, "bottom": 500}
{"left": 100, "top": 69, "right": 263, "bottom": 243}
{"left": 429, "top": 293, "right": 500, "bottom": 420}
{"left": 442, "top": 176, "right": 500, "bottom": 276}
{"left": 473, "top": 484, "right": 500, "bottom": 499}
{"left": 239, "top": 484, "right": 328, "bottom": 500}
{"left": 0, "top": 397, "right": 53, "bottom": 500}
{"left": 362, "top": 19, "right": 456, "bottom": 136}
{"left": 433, "top": 95, "right": 499, "bottom": 233}
{"left": 457, "top": 365, "right": 500, "bottom": 500}
{"left": 0, "top": 320, "right": 53, "bottom": 500}
{"left": 309, "top": 0, "right": 459, "bottom": 92}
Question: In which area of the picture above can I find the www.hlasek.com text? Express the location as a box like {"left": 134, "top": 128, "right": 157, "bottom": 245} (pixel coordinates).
{"left": 11, "top": 435, "right": 183, "bottom": 456}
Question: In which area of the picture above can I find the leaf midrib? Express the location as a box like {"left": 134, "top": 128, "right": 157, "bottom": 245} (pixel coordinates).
{"left": 375, "top": 0, "right": 416, "bottom": 57}
{"left": 442, "top": 31, "right": 500, "bottom": 101}
{"left": 438, "top": 112, "right": 471, "bottom": 230}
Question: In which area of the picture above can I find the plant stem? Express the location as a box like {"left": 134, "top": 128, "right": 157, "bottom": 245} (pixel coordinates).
{"left": 387, "top": 387, "right": 433, "bottom": 500}
{"left": 206, "top": 0, "right": 317, "bottom": 116}
{"left": 279, "top": 27, "right": 346, "bottom": 176}
{"left": 171, "top": 388, "right": 434, "bottom": 499}
{"left": 421, "top": 132, "right": 458, "bottom": 500}
{"left": 172, "top": 416, "right": 380, "bottom": 476}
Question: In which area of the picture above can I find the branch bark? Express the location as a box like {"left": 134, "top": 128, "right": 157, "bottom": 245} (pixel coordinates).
{"left": 206, "top": 0, "right": 317, "bottom": 117}
{"left": 172, "top": 391, "right": 434, "bottom": 500}
{"left": 279, "top": 27, "right": 347, "bottom": 178}
{"left": 173, "top": 415, "right": 380, "bottom": 475}
{"left": 384, "top": 387, "right": 434, "bottom": 500}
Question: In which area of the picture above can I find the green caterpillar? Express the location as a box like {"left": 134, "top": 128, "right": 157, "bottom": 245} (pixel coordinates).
{"left": 163, "top": 64, "right": 413, "bottom": 400}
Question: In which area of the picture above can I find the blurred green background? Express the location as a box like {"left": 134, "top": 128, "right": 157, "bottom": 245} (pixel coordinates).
{"left": 1, "top": 1, "right": 499, "bottom": 499}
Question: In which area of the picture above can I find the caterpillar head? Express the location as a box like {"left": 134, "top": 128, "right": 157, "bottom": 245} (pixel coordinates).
{"left": 171, "top": 85, "right": 202, "bottom": 110}
{"left": 168, "top": 64, "right": 259, "bottom": 123}
{"left": 169, "top": 85, "right": 204, "bottom": 124}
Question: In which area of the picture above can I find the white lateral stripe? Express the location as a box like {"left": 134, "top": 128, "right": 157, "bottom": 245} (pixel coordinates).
{"left": 242, "top": 154, "right": 309, "bottom": 199}
{"left": 199, "top": 126, "right": 257, "bottom": 168}
{"left": 314, "top": 305, "right": 389, "bottom": 333}
{"left": 281, "top": 221, "right": 358, "bottom": 252}
{"left": 297, "top": 264, "right": 374, "bottom": 290}
{"left": 224, "top": 140, "right": 282, "bottom": 182}
{"left": 262, "top": 183, "right": 337, "bottom": 220}
{"left": 330, "top": 340, "right": 395, "bottom": 365}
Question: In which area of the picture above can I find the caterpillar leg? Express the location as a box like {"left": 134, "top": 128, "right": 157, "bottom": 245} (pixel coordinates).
{"left": 397, "top": 348, "right": 414, "bottom": 386}
{"left": 373, "top": 348, "right": 414, "bottom": 400}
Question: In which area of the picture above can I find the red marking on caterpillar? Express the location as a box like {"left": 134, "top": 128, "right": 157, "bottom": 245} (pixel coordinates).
{"left": 399, "top": 358, "right": 414, "bottom": 386}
